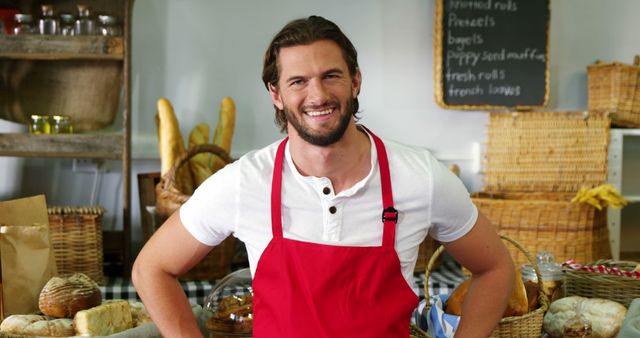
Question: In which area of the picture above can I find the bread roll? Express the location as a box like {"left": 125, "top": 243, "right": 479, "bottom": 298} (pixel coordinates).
{"left": 74, "top": 299, "right": 133, "bottom": 336}
{"left": 39, "top": 273, "right": 102, "bottom": 318}
{"left": 0, "top": 314, "right": 74, "bottom": 337}
{"left": 128, "top": 301, "right": 153, "bottom": 326}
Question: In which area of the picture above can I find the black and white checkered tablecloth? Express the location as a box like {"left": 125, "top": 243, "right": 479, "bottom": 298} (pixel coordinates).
{"left": 101, "top": 260, "right": 465, "bottom": 306}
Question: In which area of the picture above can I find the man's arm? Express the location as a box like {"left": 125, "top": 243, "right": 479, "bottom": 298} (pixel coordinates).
{"left": 132, "top": 210, "right": 213, "bottom": 338}
{"left": 442, "top": 212, "right": 515, "bottom": 338}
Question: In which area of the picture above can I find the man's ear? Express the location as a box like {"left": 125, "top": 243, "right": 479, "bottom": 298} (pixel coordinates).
{"left": 268, "top": 83, "right": 284, "bottom": 110}
{"left": 351, "top": 68, "right": 362, "bottom": 98}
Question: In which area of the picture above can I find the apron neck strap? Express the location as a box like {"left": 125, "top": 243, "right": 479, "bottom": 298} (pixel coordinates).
{"left": 361, "top": 126, "right": 397, "bottom": 250}
{"left": 270, "top": 127, "right": 397, "bottom": 249}
{"left": 271, "top": 137, "right": 288, "bottom": 238}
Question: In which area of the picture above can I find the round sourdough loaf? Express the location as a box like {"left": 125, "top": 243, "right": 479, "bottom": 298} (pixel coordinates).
{"left": 39, "top": 273, "right": 102, "bottom": 318}
{"left": 0, "top": 314, "right": 74, "bottom": 336}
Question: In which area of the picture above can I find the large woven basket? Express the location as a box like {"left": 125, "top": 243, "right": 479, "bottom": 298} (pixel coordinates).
{"left": 155, "top": 143, "right": 236, "bottom": 281}
{"left": 415, "top": 235, "right": 549, "bottom": 338}
{"left": 483, "top": 111, "right": 610, "bottom": 192}
{"left": 563, "top": 259, "right": 640, "bottom": 307}
{"left": 414, "top": 236, "right": 440, "bottom": 273}
{"left": 472, "top": 192, "right": 611, "bottom": 268}
{"left": 587, "top": 56, "right": 640, "bottom": 127}
{"left": 47, "top": 206, "right": 105, "bottom": 285}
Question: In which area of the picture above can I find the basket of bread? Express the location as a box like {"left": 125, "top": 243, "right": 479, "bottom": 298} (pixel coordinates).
{"left": 419, "top": 235, "right": 548, "bottom": 338}
{"left": 154, "top": 96, "right": 235, "bottom": 220}
{"left": 0, "top": 273, "right": 155, "bottom": 337}
{"left": 152, "top": 96, "right": 238, "bottom": 281}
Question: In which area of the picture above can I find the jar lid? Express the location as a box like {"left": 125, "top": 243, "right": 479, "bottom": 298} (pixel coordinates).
{"left": 40, "top": 4, "right": 55, "bottom": 16}
{"left": 30, "top": 114, "right": 48, "bottom": 120}
{"left": 52, "top": 115, "right": 71, "bottom": 121}
{"left": 98, "top": 15, "right": 117, "bottom": 25}
{"left": 60, "top": 13, "right": 75, "bottom": 23}
{"left": 521, "top": 251, "right": 563, "bottom": 282}
{"left": 15, "top": 14, "right": 33, "bottom": 23}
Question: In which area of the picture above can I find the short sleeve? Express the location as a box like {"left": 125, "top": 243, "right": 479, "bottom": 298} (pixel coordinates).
{"left": 428, "top": 159, "right": 478, "bottom": 243}
{"left": 179, "top": 163, "right": 237, "bottom": 246}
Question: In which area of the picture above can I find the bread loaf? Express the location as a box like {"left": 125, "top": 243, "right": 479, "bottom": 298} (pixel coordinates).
{"left": 188, "top": 123, "right": 214, "bottom": 187}
{"left": 74, "top": 299, "right": 133, "bottom": 336}
{"left": 445, "top": 268, "right": 529, "bottom": 318}
{"left": 128, "top": 301, "right": 153, "bottom": 326}
{"left": 543, "top": 296, "right": 627, "bottom": 338}
{"left": 0, "top": 314, "right": 74, "bottom": 337}
{"left": 39, "top": 273, "right": 102, "bottom": 318}
{"left": 210, "top": 96, "right": 236, "bottom": 173}
{"left": 157, "top": 97, "right": 194, "bottom": 195}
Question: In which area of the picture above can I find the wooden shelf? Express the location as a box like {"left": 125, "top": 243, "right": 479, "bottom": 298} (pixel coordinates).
{"left": 0, "top": 133, "right": 123, "bottom": 159}
{"left": 0, "top": 35, "right": 124, "bottom": 60}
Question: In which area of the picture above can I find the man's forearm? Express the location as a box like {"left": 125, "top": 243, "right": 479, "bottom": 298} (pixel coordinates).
{"left": 132, "top": 267, "right": 204, "bottom": 338}
{"left": 453, "top": 268, "right": 513, "bottom": 338}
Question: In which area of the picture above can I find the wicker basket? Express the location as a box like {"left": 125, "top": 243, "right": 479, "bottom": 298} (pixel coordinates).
{"left": 484, "top": 111, "right": 610, "bottom": 193}
{"left": 47, "top": 206, "right": 105, "bottom": 285}
{"left": 472, "top": 192, "right": 611, "bottom": 268}
{"left": 155, "top": 143, "right": 236, "bottom": 281}
{"left": 587, "top": 56, "right": 640, "bottom": 127}
{"left": 155, "top": 143, "right": 233, "bottom": 220}
{"left": 563, "top": 259, "right": 640, "bottom": 307}
{"left": 419, "top": 235, "right": 549, "bottom": 338}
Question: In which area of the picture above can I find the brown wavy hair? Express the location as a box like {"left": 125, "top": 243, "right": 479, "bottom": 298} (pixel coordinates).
{"left": 262, "top": 16, "right": 361, "bottom": 132}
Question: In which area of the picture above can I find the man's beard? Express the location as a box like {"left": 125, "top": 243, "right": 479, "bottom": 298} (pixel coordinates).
{"left": 284, "top": 97, "right": 356, "bottom": 146}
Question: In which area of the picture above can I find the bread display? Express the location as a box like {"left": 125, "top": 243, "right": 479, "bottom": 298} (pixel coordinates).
{"left": 38, "top": 273, "right": 102, "bottom": 318}
{"left": 73, "top": 299, "right": 133, "bottom": 336}
{"left": 206, "top": 294, "right": 253, "bottom": 334}
{"left": 543, "top": 296, "right": 627, "bottom": 338}
{"left": 0, "top": 314, "right": 74, "bottom": 337}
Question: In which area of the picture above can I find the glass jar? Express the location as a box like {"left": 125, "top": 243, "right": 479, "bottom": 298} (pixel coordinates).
{"left": 13, "top": 13, "right": 34, "bottom": 35}
{"left": 38, "top": 4, "right": 59, "bottom": 35}
{"left": 59, "top": 13, "right": 75, "bottom": 36}
{"left": 51, "top": 115, "right": 73, "bottom": 134}
{"left": 97, "top": 15, "right": 120, "bottom": 36}
{"left": 29, "top": 114, "right": 51, "bottom": 134}
{"left": 521, "top": 251, "right": 564, "bottom": 302}
{"left": 204, "top": 268, "right": 253, "bottom": 337}
{"left": 74, "top": 4, "right": 95, "bottom": 35}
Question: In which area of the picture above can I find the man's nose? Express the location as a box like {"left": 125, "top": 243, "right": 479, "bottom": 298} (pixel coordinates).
{"left": 307, "top": 78, "right": 329, "bottom": 104}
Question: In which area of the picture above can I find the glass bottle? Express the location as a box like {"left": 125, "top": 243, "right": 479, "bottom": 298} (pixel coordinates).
{"left": 97, "top": 15, "right": 121, "bottom": 36}
{"left": 59, "top": 13, "right": 75, "bottom": 36}
{"left": 74, "top": 4, "right": 95, "bottom": 35}
{"left": 51, "top": 115, "right": 73, "bottom": 134}
{"left": 13, "top": 14, "right": 34, "bottom": 35}
{"left": 29, "top": 114, "right": 51, "bottom": 134}
{"left": 38, "top": 4, "right": 59, "bottom": 35}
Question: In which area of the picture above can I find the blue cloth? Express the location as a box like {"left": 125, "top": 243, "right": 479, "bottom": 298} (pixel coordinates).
{"left": 423, "top": 294, "right": 460, "bottom": 338}
{"left": 618, "top": 298, "right": 640, "bottom": 338}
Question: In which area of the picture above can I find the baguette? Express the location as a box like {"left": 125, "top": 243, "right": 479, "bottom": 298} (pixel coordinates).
{"left": 210, "top": 96, "right": 236, "bottom": 173}
{"left": 156, "top": 97, "right": 194, "bottom": 195}
{"left": 189, "top": 123, "right": 214, "bottom": 187}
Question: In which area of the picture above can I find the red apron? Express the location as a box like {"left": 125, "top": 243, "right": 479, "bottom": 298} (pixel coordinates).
{"left": 253, "top": 129, "right": 419, "bottom": 337}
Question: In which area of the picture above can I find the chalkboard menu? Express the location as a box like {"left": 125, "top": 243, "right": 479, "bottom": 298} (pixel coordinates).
{"left": 434, "top": 0, "right": 550, "bottom": 110}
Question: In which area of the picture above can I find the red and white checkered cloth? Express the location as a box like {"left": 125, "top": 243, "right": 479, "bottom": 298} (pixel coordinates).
{"left": 562, "top": 259, "right": 640, "bottom": 279}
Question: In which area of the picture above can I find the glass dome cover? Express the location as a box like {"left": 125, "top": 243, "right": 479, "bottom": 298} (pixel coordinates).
{"left": 204, "top": 268, "right": 253, "bottom": 337}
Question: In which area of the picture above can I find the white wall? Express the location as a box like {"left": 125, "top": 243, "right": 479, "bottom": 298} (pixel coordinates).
{"left": 6, "top": 0, "right": 640, "bottom": 260}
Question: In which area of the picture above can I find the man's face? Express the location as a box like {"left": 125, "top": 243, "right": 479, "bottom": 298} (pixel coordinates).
{"left": 268, "top": 40, "right": 361, "bottom": 146}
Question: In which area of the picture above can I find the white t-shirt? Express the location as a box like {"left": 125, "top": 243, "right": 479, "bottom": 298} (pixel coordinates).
{"left": 180, "top": 131, "right": 477, "bottom": 288}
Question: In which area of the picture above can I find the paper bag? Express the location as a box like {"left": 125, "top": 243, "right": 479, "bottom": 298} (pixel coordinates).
{"left": 0, "top": 195, "right": 58, "bottom": 318}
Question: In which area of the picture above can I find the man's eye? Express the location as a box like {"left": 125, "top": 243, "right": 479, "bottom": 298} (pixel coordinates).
{"left": 290, "top": 79, "right": 305, "bottom": 86}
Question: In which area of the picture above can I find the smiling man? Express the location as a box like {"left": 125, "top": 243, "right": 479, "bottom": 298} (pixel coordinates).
{"left": 133, "top": 16, "right": 514, "bottom": 338}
